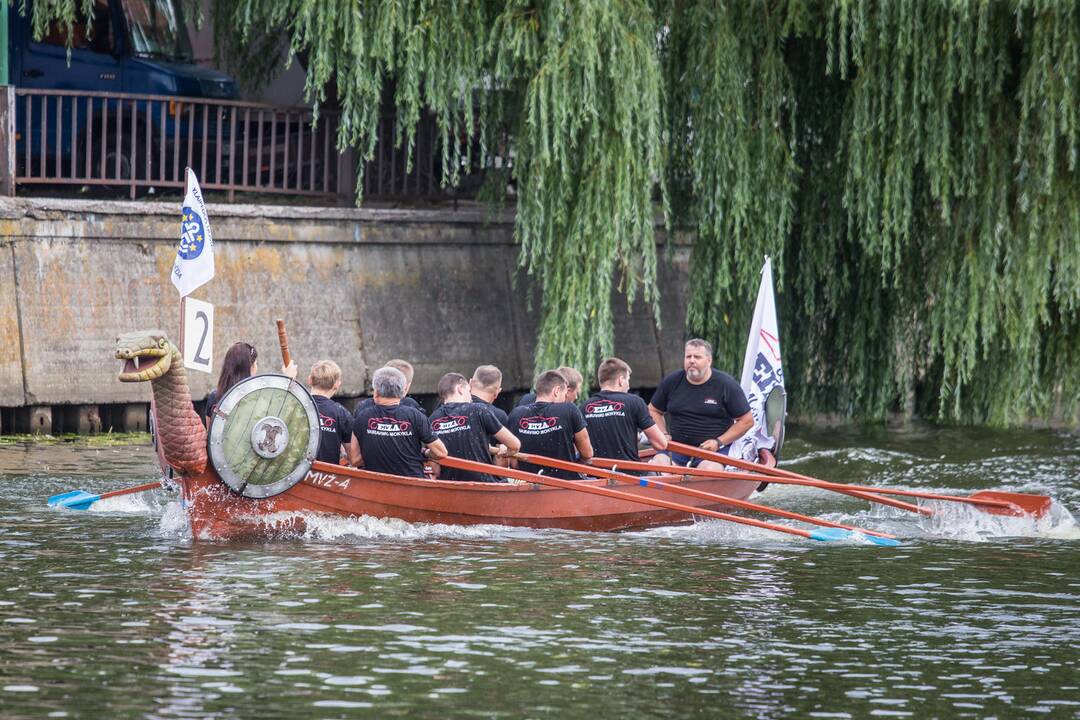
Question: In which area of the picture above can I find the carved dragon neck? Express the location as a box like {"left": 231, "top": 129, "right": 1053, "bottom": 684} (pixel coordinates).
{"left": 116, "top": 331, "right": 207, "bottom": 475}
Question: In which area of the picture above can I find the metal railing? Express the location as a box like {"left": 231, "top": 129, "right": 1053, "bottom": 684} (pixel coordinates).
{"left": 0, "top": 86, "right": 511, "bottom": 204}
{"left": 2, "top": 87, "right": 350, "bottom": 200}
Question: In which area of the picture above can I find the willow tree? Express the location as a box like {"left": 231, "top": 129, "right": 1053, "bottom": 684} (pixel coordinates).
{"left": 22, "top": 0, "right": 1080, "bottom": 424}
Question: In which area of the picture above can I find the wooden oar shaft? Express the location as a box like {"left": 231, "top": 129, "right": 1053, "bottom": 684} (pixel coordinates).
{"left": 275, "top": 318, "right": 292, "bottom": 367}
{"left": 666, "top": 441, "right": 1019, "bottom": 513}
{"left": 437, "top": 456, "right": 816, "bottom": 540}
{"left": 96, "top": 481, "right": 162, "bottom": 501}
{"left": 596, "top": 453, "right": 930, "bottom": 516}
{"left": 515, "top": 452, "right": 897, "bottom": 539}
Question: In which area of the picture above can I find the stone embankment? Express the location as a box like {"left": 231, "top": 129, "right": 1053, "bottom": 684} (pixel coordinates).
{"left": 0, "top": 198, "right": 689, "bottom": 433}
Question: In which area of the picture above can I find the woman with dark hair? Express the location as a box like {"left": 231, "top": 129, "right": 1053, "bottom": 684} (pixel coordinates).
{"left": 201, "top": 342, "right": 296, "bottom": 426}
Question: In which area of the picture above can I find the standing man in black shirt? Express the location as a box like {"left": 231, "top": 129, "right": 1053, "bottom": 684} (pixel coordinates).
{"left": 308, "top": 360, "right": 353, "bottom": 465}
{"left": 584, "top": 358, "right": 668, "bottom": 467}
{"left": 648, "top": 339, "right": 754, "bottom": 472}
{"left": 508, "top": 370, "right": 593, "bottom": 480}
{"left": 350, "top": 366, "right": 447, "bottom": 477}
{"left": 431, "top": 372, "right": 521, "bottom": 482}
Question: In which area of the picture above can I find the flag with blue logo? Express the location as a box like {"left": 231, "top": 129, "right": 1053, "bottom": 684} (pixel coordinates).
{"left": 171, "top": 169, "right": 214, "bottom": 297}
{"left": 731, "top": 257, "right": 785, "bottom": 461}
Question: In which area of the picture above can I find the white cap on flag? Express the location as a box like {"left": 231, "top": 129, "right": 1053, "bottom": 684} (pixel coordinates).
{"left": 171, "top": 169, "right": 215, "bottom": 297}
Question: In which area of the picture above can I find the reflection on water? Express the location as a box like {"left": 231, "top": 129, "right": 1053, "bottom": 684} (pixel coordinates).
{"left": 0, "top": 427, "right": 1078, "bottom": 718}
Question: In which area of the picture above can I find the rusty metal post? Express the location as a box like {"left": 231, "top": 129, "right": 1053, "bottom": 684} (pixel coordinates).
{"left": 336, "top": 144, "right": 356, "bottom": 205}
{"left": 0, "top": 85, "right": 15, "bottom": 196}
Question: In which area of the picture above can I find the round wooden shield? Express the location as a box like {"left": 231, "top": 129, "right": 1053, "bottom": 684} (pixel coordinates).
{"left": 207, "top": 374, "right": 320, "bottom": 499}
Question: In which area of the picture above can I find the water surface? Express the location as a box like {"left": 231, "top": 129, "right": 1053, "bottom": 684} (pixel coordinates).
{"left": 1, "top": 427, "right": 1078, "bottom": 718}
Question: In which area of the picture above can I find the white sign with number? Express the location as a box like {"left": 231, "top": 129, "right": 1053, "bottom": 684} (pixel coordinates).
{"left": 183, "top": 297, "right": 214, "bottom": 374}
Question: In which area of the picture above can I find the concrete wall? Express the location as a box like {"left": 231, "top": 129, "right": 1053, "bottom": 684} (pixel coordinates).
{"left": 0, "top": 198, "right": 691, "bottom": 409}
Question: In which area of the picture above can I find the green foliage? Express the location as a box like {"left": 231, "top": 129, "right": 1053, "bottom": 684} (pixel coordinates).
{"left": 21, "top": 0, "right": 1080, "bottom": 424}
{"left": 491, "top": 0, "right": 666, "bottom": 375}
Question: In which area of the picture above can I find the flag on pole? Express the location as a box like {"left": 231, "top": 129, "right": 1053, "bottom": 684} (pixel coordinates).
{"left": 171, "top": 169, "right": 214, "bottom": 297}
{"left": 732, "top": 257, "right": 785, "bottom": 461}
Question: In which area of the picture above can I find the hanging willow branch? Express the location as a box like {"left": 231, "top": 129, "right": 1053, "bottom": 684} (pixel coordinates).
{"left": 491, "top": 0, "right": 666, "bottom": 377}
{"left": 20, "top": 0, "right": 1080, "bottom": 425}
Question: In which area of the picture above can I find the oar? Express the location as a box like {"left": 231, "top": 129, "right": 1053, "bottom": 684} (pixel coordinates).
{"left": 437, "top": 456, "right": 900, "bottom": 545}
{"left": 665, "top": 441, "right": 1052, "bottom": 518}
{"left": 515, "top": 451, "right": 899, "bottom": 543}
{"left": 276, "top": 318, "right": 293, "bottom": 367}
{"left": 591, "top": 455, "right": 926, "bottom": 515}
{"left": 47, "top": 481, "right": 162, "bottom": 511}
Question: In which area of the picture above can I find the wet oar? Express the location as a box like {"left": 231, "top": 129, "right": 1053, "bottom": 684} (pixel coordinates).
{"left": 665, "top": 441, "right": 1052, "bottom": 518}
{"left": 437, "top": 456, "right": 900, "bottom": 545}
{"left": 515, "top": 451, "right": 898, "bottom": 543}
{"left": 47, "top": 481, "right": 162, "bottom": 511}
{"left": 596, "top": 454, "right": 929, "bottom": 516}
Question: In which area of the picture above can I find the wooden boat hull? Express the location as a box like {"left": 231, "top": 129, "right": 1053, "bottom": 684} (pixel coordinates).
{"left": 178, "top": 460, "right": 764, "bottom": 540}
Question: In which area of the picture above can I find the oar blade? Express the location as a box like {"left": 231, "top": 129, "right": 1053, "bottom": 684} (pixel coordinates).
{"left": 809, "top": 527, "right": 902, "bottom": 546}
{"left": 47, "top": 490, "right": 100, "bottom": 510}
{"left": 970, "top": 490, "right": 1051, "bottom": 518}
{"left": 47, "top": 490, "right": 86, "bottom": 506}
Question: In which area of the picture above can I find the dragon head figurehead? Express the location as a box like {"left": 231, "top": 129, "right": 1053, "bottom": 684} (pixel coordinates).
{"left": 116, "top": 330, "right": 175, "bottom": 383}
{"left": 116, "top": 330, "right": 207, "bottom": 475}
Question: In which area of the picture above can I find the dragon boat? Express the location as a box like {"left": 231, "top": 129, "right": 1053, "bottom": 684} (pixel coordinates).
{"left": 117, "top": 330, "right": 781, "bottom": 540}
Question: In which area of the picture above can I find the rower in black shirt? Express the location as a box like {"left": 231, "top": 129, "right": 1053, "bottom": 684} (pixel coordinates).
{"left": 430, "top": 372, "right": 521, "bottom": 482}
{"left": 507, "top": 370, "right": 593, "bottom": 480}
{"left": 469, "top": 364, "right": 509, "bottom": 428}
{"left": 583, "top": 357, "right": 668, "bottom": 470}
{"left": 648, "top": 339, "right": 754, "bottom": 478}
{"left": 355, "top": 358, "right": 424, "bottom": 412}
{"left": 308, "top": 360, "right": 353, "bottom": 465}
{"left": 516, "top": 366, "right": 584, "bottom": 407}
{"left": 349, "top": 366, "right": 447, "bottom": 478}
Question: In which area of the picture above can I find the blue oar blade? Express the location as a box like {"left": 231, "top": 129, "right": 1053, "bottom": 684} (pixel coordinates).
{"left": 47, "top": 490, "right": 100, "bottom": 510}
{"left": 47, "top": 490, "right": 86, "bottom": 506}
{"left": 863, "top": 534, "right": 902, "bottom": 547}
{"left": 809, "top": 527, "right": 901, "bottom": 546}
{"left": 809, "top": 527, "right": 852, "bottom": 542}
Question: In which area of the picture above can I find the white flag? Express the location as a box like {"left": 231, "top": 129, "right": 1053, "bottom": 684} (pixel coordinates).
{"left": 733, "top": 257, "right": 785, "bottom": 460}
{"left": 171, "top": 169, "right": 215, "bottom": 297}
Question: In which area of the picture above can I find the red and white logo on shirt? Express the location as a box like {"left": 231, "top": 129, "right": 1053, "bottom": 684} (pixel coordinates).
{"left": 368, "top": 417, "right": 412, "bottom": 433}
{"left": 432, "top": 415, "right": 468, "bottom": 433}
{"left": 585, "top": 400, "right": 625, "bottom": 417}
{"left": 520, "top": 415, "right": 559, "bottom": 433}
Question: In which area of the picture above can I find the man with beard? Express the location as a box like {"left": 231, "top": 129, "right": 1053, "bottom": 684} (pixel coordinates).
{"left": 648, "top": 339, "right": 754, "bottom": 473}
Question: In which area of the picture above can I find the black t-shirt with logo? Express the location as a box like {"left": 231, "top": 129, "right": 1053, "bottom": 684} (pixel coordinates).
{"left": 583, "top": 390, "right": 655, "bottom": 464}
{"left": 430, "top": 402, "right": 505, "bottom": 483}
{"left": 313, "top": 395, "right": 353, "bottom": 465}
{"left": 351, "top": 402, "right": 434, "bottom": 478}
{"left": 471, "top": 394, "right": 509, "bottom": 444}
{"left": 507, "top": 401, "right": 586, "bottom": 480}
{"left": 649, "top": 369, "right": 750, "bottom": 447}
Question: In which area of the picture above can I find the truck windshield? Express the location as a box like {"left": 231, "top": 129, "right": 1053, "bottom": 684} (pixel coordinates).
{"left": 122, "top": 0, "right": 193, "bottom": 61}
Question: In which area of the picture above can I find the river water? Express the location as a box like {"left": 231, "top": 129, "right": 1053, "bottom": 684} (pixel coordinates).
{"left": 0, "top": 427, "right": 1077, "bottom": 719}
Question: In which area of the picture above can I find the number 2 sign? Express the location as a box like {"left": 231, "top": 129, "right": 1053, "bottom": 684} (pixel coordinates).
{"left": 183, "top": 298, "right": 214, "bottom": 374}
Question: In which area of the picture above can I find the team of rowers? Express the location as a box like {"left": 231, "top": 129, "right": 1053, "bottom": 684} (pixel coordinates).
{"left": 206, "top": 338, "right": 756, "bottom": 482}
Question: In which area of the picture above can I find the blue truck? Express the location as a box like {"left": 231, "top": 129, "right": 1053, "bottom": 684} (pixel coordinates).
{"left": 8, "top": 0, "right": 239, "bottom": 187}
